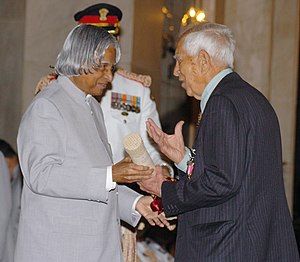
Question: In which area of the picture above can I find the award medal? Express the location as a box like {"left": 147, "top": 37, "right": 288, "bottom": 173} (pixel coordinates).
{"left": 111, "top": 92, "right": 141, "bottom": 113}
{"left": 186, "top": 148, "right": 196, "bottom": 179}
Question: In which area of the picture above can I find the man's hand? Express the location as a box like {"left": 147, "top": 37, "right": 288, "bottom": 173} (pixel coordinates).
{"left": 146, "top": 118, "right": 186, "bottom": 164}
{"left": 135, "top": 195, "right": 170, "bottom": 228}
{"left": 35, "top": 73, "right": 57, "bottom": 95}
{"left": 139, "top": 166, "right": 166, "bottom": 197}
{"left": 112, "top": 156, "right": 153, "bottom": 183}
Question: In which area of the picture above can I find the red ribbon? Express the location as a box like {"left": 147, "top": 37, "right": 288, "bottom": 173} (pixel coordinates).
{"left": 79, "top": 15, "right": 119, "bottom": 25}
{"left": 150, "top": 177, "right": 176, "bottom": 214}
{"left": 150, "top": 196, "right": 163, "bottom": 214}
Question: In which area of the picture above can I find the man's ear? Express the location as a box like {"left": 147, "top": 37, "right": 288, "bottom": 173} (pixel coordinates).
{"left": 197, "top": 50, "right": 211, "bottom": 74}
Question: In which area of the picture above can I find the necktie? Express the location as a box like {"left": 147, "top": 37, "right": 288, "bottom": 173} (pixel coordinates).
{"left": 196, "top": 110, "right": 202, "bottom": 126}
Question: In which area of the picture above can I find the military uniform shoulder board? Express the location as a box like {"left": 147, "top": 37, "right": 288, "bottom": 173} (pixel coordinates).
{"left": 116, "top": 68, "right": 152, "bottom": 87}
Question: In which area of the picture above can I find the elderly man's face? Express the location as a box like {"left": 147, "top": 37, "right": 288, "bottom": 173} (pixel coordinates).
{"left": 71, "top": 46, "right": 116, "bottom": 96}
{"left": 173, "top": 38, "right": 205, "bottom": 100}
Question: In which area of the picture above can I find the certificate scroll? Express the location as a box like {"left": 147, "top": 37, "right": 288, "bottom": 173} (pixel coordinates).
{"left": 124, "top": 133, "right": 177, "bottom": 230}
{"left": 123, "top": 133, "right": 155, "bottom": 168}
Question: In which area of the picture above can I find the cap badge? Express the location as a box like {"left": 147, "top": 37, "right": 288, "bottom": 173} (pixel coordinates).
{"left": 99, "top": 8, "right": 109, "bottom": 21}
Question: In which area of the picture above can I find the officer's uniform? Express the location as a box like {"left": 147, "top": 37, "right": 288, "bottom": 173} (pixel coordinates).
{"left": 101, "top": 69, "right": 164, "bottom": 165}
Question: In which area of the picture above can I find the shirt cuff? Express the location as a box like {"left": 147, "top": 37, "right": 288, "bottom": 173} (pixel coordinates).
{"left": 132, "top": 195, "right": 143, "bottom": 215}
{"left": 160, "top": 163, "right": 174, "bottom": 178}
{"left": 106, "top": 166, "right": 116, "bottom": 191}
{"left": 174, "top": 147, "right": 189, "bottom": 172}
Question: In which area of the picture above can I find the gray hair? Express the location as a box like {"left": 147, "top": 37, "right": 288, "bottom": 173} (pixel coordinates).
{"left": 182, "top": 22, "right": 235, "bottom": 68}
{"left": 55, "top": 24, "right": 121, "bottom": 76}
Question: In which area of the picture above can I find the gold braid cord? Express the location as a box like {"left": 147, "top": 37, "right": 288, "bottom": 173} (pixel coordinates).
{"left": 122, "top": 226, "right": 137, "bottom": 262}
{"left": 116, "top": 69, "right": 152, "bottom": 87}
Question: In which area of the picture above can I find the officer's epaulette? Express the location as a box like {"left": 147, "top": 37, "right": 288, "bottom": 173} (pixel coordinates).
{"left": 116, "top": 68, "right": 152, "bottom": 87}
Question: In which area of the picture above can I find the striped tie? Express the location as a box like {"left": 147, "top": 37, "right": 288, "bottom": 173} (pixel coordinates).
{"left": 196, "top": 110, "right": 202, "bottom": 126}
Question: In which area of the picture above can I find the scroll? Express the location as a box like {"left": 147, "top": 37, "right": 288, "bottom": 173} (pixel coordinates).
{"left": 123, "top": 133, "right": 155, "bottom": 168}
{"left": 123, "top": 133, "right": 177, "bottom": 231}
{"left": 123, "top": 132, "right": 162, "bottom": 211}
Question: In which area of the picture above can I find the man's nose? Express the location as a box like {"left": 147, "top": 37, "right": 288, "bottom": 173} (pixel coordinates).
{"left": 104, "top": 70, "right": 113, "bottom": 82}
{"left": 173, "top": 61, "right": 180, "bottom": 77}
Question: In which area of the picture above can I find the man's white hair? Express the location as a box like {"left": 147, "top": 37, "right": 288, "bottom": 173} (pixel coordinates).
{"left": 182, "top": 22, "right": 236, "bottom": 68}
{"left": 55, "top": 24, "right": 121, "bottom": 76}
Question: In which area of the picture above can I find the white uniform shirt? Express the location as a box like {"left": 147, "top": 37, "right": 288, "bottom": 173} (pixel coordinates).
{"left": 101, "top": 70, "right": 165, "bottom": 166}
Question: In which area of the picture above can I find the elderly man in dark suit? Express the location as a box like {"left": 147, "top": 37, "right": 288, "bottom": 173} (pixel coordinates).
{"left": 140, "top": 22, "right": 299, "bottom": 261}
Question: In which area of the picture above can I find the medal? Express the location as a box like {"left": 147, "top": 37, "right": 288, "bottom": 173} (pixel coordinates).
{"left": 111, "top": 92, "right": 141, "bottom": 114}
{"left": 186, "top": 148, "right": 196, "bottom": 179}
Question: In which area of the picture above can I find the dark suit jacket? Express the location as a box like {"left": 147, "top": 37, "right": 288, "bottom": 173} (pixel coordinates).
{"left": 162, "top": 72, "right": 299, "bottom": 261}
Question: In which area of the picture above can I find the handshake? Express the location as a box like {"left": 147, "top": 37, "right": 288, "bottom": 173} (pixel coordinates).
{"left": 111, "top": 133, "right": 176, "bottom": 230}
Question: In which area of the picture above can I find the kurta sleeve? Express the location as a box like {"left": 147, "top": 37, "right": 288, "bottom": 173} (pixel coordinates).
{"left": 117, "top": 185, "right": 141, "bottom": 226}
{"left": 17, "top": 98, "right": 110, "bottom": 202}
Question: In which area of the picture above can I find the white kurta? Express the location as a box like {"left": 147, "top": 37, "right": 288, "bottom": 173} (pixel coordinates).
{"left": 16, "top": 76, "right": 141, "bottom": 262}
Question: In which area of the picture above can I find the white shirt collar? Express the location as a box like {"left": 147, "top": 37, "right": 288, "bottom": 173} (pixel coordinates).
{"left": 200, "top": 68, "right": 233, "bottom": 113}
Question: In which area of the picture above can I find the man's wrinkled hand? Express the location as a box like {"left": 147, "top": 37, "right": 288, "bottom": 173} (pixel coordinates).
{"left": 138, "top": 166, "right": 166, "bottom": 196}
{"left": 112, "top": 156, "right": 153, "bottom": 183}
{"left": 146, "top": 118, "right": 186, "bottom": 164}
{"left": 136, "top": 195, "right": 170, "bottom": 228}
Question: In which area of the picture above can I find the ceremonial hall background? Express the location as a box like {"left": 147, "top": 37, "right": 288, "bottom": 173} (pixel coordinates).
{"left": 0, "top": 0, "right": 299, "bottom": 246}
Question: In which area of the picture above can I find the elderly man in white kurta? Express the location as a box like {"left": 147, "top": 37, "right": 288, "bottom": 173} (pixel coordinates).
{"left": 15, "top": 24, "right": 168, "bottom": 262}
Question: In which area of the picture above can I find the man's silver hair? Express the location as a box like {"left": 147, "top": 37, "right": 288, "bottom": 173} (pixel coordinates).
{"left": 182, "top": 22, "right": 236, "bottom": 68}
{"left": 55, "top": 24, "right": 121, "bottom": 76}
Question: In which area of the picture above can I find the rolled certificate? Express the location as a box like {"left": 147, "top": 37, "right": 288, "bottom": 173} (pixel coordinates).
{"left": 123, "top": 133, "right": 155, "bottom": 167}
